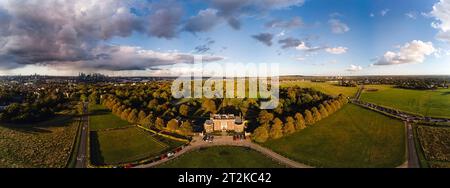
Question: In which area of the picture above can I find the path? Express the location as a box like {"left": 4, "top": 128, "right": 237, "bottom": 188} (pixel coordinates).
{"left": 75, "top": 102, "right": 89, "bottom": 168}
{"left": 135, "top": 135, "right": 311, "bottom": 168}
{"left": 406, "top": 122, "right": 420, "bottom": 168}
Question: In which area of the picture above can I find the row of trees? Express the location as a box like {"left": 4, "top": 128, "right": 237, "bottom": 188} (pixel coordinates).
{"left": 101, "top": 95, "right": 193, "bottom": 136}
{"left": 251, "top": 95, "right": 348, "bottom": 143}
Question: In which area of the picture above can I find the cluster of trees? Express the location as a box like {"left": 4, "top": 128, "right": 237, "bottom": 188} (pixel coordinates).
{"left": 0, "top": 91, "right": 69, "bottom": 123}
{"left": 101, "top": 95, "right": 193, "bottom": 136}
{"left": 251, "top": 95, "right": 348, "bottom": 143}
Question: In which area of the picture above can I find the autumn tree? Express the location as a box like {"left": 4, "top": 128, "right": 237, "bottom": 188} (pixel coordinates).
{"left": 283, "top": 117, "right": 296, "bottom": 135}
{"left": 121, "top": 108, "right": 131, "bottom": 121}
{"left": 179, "top": 104, "right": 189, "bottom": 117}
{"left": 155, "top": 117, "right": 165, "bottom": 130}
{"left": 270, "top": 118, "right": 284, "bottom": 139}
{"left": 202, "top": 99, "right": 217, "bottom": 114}
{"left": 180, "top": 121, "right": 193, "bottom": 135}
{"left": 318, "top": 104, "right": 329, "bottom": 118}
{"left": 258, "top": 110, "right": 274, "bottom": 125}
{"left": 312, "top": 107, "right": 322, "bottom": 123}
{"left": 138, "top": 110, "right": 147, "bottom": 122}
{"left": 167, "top": 119, "right": 179, "bottom": 131}
{"left": 304, "top": 109, "right": 314, "bottom": 125}
{"left": 294, "top": 113, "right": 306, "bottom": 130}
{"left": 252, "top": 125, "right": 269, "bottom": 143}
{"left": 128, "top": 109, "right": 139, "bottom": 123}
{"left": 140, "top": 114, "right": 154, "bottom": 127}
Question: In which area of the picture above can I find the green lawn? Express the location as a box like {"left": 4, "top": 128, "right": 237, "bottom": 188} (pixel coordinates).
{"left": 90, "top": 127, "right": 171, "bottom": 165}
{"left": 281, "top": 81, "right": 358, "bottom": 97}
{"left": 89, "top": 104, "right": 130, "bottom": 131}
{"left": 158, "top": 146, "right": 285, "bottom": 168}
{"left": 264, "top": 104, "right": 406, "bottom": 168}
{"left": 361, "top": 85, "right": 450, "bottom": 118}
{"left": 0, "top": 116, "right": 78, "bottom": 168}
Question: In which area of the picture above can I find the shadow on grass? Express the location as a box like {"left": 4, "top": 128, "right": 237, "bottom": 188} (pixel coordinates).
{"left": 89, "top": 131, "right": 105, "bottom": 165}
{"left": 1, "top": 115, "right": 75, "bottom": 133}
{"left": 441, "top": 91, "right": 450, "bottom": 95}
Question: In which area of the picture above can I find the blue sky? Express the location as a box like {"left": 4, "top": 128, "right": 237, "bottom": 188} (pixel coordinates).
{"left": 0, "top": 0, "right": 449, "bottom": 76}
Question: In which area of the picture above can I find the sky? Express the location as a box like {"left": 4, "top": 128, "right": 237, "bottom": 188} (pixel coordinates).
{"left": 0, "top": 0, "right": 449, "bottom": 76}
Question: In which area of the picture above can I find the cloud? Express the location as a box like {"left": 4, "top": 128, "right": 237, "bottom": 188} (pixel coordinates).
{"left": 183, "top": 8, "right": 220, "bottom": 33}
{"left": 381, "top": 9, "right": 390, "bottom": 16}
{"left": 210, "top": 0, "right": 304, "bottom": 30}
{"left": 0, "top": 0, "right": 226, "bottom": 71}
{"left": 373, "top": 40, "right": 435, "bottom": 66}
{"left": 295, "top": 41, "right": 323, "bottom": 52}
{"left": 194, "top": 38, "right": 216, "bottom": 54}
{"left": 325, "top": 47, "right": 348, "bottom": 54}
{"left": 252, "top": 33, "right": 274, "bottom": 46}
{"left": 430, "top": 0, "right": 450, "bottom": 43}
{"left": 328, "top": 19, "right": 350, "bottom": 34}
{"left": 346, "top": 64, "right": 363, "bottom": 72}
{"left": 265, "top": 16, "right": 304, "bottom": 29}
{"left": 405, "top": 12, "right": 417, "bottom": 19}
{"left": 278, "top": 37, "right": 303, "bottom": 49}
{"left": 370, "top": 13, "right": 375, "bottom": 17}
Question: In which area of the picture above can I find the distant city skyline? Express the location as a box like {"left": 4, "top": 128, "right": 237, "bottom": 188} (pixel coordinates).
{"left": 0, "top": 0, "right": 450, "bottom": 76}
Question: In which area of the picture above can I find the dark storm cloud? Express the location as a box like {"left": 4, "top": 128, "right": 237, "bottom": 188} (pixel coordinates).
{"left": 194, "top": 38, "right": 216, "bottom": 54}
{"left": 0, "top": 0, "right": 223, "bottom": 71}
{"left": 252, "top": 33, "right": 274, "bottom": 46}
{"left": 278, "top": 37, "right": 303, "bottom": 49}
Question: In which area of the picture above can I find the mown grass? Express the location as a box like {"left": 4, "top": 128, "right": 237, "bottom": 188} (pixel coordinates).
{"left": 416, "top": 126, "right": 450, "bottom": 168}
{"left": 361, "top": 85, "right": 450, "bottom": 118}
{"left": 89, "top": 104, "right": 130, "bottom": 131}
{"left": 90, "top": 127, "right": 170, "bottom": 165}
{"left": 0, "top": 116, "right": 77, "bottom": 168}
{"left": 281, "top": 81, "right": 358, "bottom": 97}
{"left": 264, "top": 104, "right": 405, "bottom": 168}
{"left": 158, "top": 146, "right": 285, "bottom": 168}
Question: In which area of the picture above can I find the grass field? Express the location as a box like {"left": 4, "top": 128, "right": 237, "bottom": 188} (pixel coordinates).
{"left": 264, "top": 104, "right": 405, "bottom": 168}
{"left": 0, "top": 116, "right": 78, "bottom": 168}
{"left": 89, "top": 104, "right": 130, "bottom": 131}
{"left": 361, "top": 85, "right": 450, "bottom": 118}
{"left": 281, "top": 81, "right": 358, "bottom": 97}
{"left": 416, "top": 126, "right": 450, "bottom": 168}
{"left": 158, "top": 146, "right": 285, "bottom": 168}
{"left": 90, "top": 127, "right": 171, "bottom": 165}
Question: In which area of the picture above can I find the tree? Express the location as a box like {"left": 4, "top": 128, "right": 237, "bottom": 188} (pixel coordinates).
{"left": 89, "top": 92, "right": 98, "bottom": 104}
{"left": 140, "top": 114, "right": 153, "bottom": 127}
{"left": 138, "top": 110, "right": 147, "bottom": 122}
{"left": 180, "top": 121, "right": 193, "bottom": 135}
{"left": 167, "top": 119, "right": 179, "bottom": 131}
{"left": 127, "top": 109, "right": 139, "bottom": 123}
{"left": 324, "top": 101, "right": 334, "bottom": 114}
{"left": 270, "top": 118, "right": 284, "bottom": 139}
{"left": 258, "top": 110, "right": 274, "bottom": 125}
{"left": 312, "top": 107, "right": 322, "bottom": 123}
{"left": 121, "top": 108, "right": 131, "bottom": 120}
{"left": 179, "top": 104, "right": 189, "bottom": 117}
{"left": 147, "top": 99, "right": 158, "bottom": 110}
{"left": 304, "top": 109, "right": 314, "bottom": 125}
{"left": 283, "top": 117, "right": 296, "bottom": 135}
{"left": 294, "top": 113, "right": 306, "bottom": 130}
{"left": 202, "top": 99, "right": 217, "bottom": 114}
{"left": 319, "top": 104, "right": 329, "bottom": 118}
{"left": 155, "top": 117, "right": 165, "bottom": 130}
{"left": 252, "top": 126, "right": 269, "bottom": 143}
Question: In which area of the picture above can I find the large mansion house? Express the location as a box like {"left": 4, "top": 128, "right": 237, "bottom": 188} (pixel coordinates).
{"left": 204, "top": 114, "right": 245, "bottom": 133}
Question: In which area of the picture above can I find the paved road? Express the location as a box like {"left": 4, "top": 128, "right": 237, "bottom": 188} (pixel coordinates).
{"left": 406, "top": 122, "right": 420, "bottom": 168}
{"left": 135, "top": 136, "right": 311, "bottom": 168}
{"left": 75, "top": 102, "right": 89, "bottom": 168}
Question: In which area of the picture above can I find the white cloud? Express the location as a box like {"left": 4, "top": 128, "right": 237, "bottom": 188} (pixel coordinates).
{"left": 405, "top": 12, "right": 417, "bottom": 19}
{"left": 374, "top": 40, "right": 435, "bottom": 66}
{"left": 430, "top": 0, "right": 450, "bottom": 43}
{"left": 370, "top": 13, "right": 375, "bottom": 17}
{"left": 346, "top": 64, "right": 362, "bottom": 72}
{"left": 381, "top": 9, "right": 390, "bottom": 16}
{"left": 328, "top": 19, "right": 350, "bottom": 34}
{"left": 325, "top": 46, "right": 348, "bottom": 54}
{"left": 295, "top": 41, "right": 322, "bottom": 52}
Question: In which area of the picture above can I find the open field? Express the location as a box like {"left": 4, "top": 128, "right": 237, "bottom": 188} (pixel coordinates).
{"left": 0, "top": 116, "right": 78, "bottom": 168}
{"left": 89, "top": 104, "right": 130, "bottom": 131}
{"left": 90, "top": 127, "right": 184, "bottom": 165}
{"left": 361, "top": 85, "right": 450, "bottom": 118}
{"left": 264, "top": 104, "right": 405, "bottom": 168}
{"left": 416, "top": 126, "right": 450, "bottom": 168}
{"left": 158, "top": 146, "right": 285, "bottom": 168}
{"left": 281, "top": 81, "right": 358, "bottom": 97}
